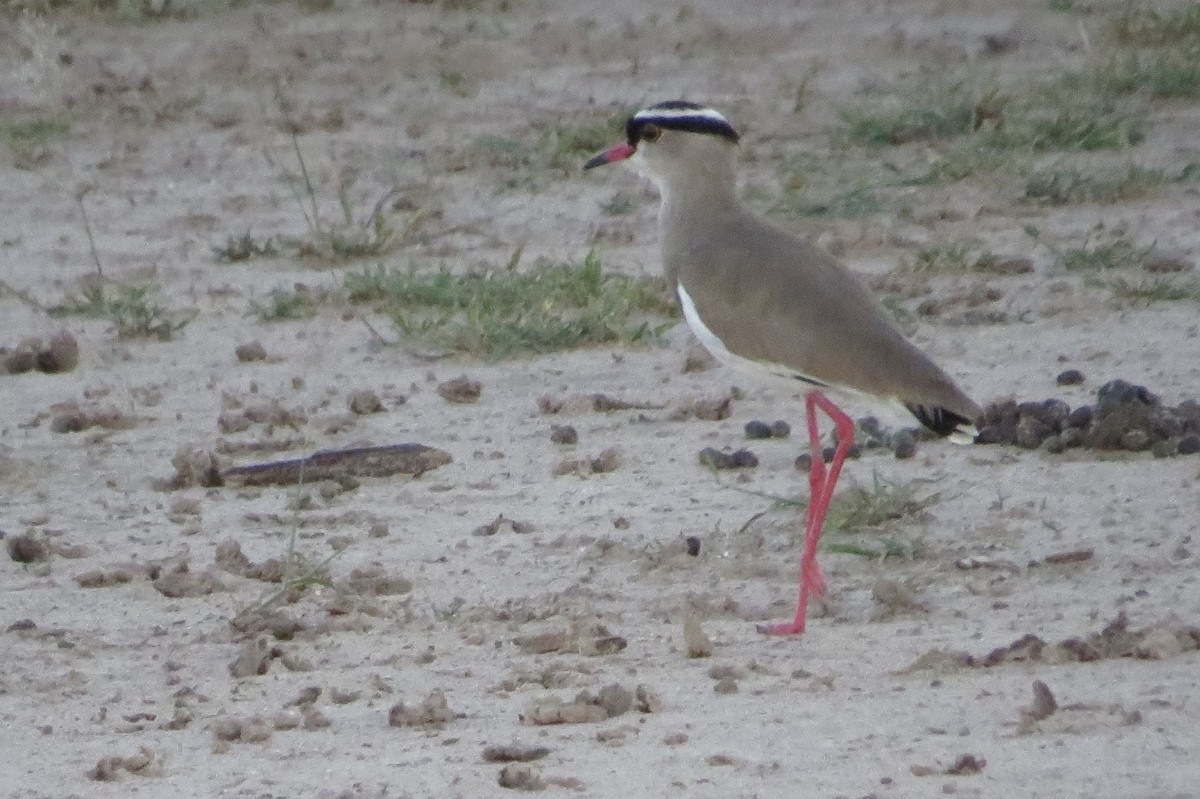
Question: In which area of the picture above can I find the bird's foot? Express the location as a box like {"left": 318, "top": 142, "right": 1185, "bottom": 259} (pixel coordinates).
{"left": 757, "top": 620, "right": 806, "bottom": 636}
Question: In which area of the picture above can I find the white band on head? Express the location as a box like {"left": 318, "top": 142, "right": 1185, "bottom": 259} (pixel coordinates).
{"left": 633, "top": 106, "right": 729, "bottom": 125}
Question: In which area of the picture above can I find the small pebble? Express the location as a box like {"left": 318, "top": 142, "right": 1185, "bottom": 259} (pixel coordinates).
{"left": 235, "top": 341, "right": 268, "bottom": 363}
{"left": 698, "top": 447, "right": 757, "bottom": 470}
{"left": 685, "top": 536, "right": 701, "bottom": 556}
{"left": 436, "top": 375, "right": 482, "bottom": 404}
{"left": 1055, "top": 369, "right": 1085, "bottom": 386}
{"left": 347, "top": 390, "right": 384, "bottom": 415}
{"left": 892, "top": 431, "right": 917, "bottom": 459}
{"left": 1066, "top": 405, "right": 1093, "bottom": 429}
{"left": 550, "top": 424, "right": 578, "bottom": 445}
{"left": 713, "top": 676, "right": 738, "bottom": 695}
{"left": 794, "top": 453, "right": 812, "bottom": 471}
{"left": 744, "top": 420, "right": 773, "bottom": 439}
{"left": 770, "top": 420, "right": 791, "bottom": 438}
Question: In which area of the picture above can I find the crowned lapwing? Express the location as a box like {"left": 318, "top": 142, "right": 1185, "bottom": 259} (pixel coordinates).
{"left": 585, "top": 100, "right": 981, "bottom": 635}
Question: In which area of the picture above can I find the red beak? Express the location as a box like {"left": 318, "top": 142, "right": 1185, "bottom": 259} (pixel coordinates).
{"left": 583, "top": 142, "right": 636, "bottom": 170}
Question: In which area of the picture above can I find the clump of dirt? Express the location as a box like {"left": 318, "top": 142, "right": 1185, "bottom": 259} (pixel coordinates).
{"left": 347, "top": 389, "right": 384, "bottom": 415}
{"left": 234, "top": 341, "right": 269, "bottom": 362}
{"left": 667, "top": 394, "right": 733, "bottom": 421}
{"left": 7, "top": 532, "right": 48, "bottom": 563}
{"left": 48, "top": 401, "right": 137, "bottom": 434}
{"left": 168, "top": 446, "right": 223, "bottom": 489}
{"left": 86, "top": 746, "right": 162, "bottom": 781}
{"left": 553, "top": 447, "right": 621, "bottom": 476}
{"left": 911, "top": 754, "right": 986, "bottom": 777}
{"left": 437, "top": 375, "right": 482, "bottom": 403}
{"left": 537, "top": 392, "right": 660, "bottom": 414}
{"left": 472, "top": 514, "right": 535, "bottom": 536}
{"left": 519, "top": 684, "right": 660, "bottom": 725}
{"left": 1, "top": 330, "right": 79, "bottom": 375}
{"left": 698, "top": 447, "right": 758, "bottom": 469}
{"left": 483, "top": 743, "right": 552, "bottom": 763}
{"left": 514, "top": 620, "right": 627, "bottom": 656}
{"left": 388, "top": 689, "right": 456, "bottom": 728}
{"left": 211, "top": 715, "right": 274, "bottom": 747}
{"left": 549, "top": 423, "right": 577, "bottom": 444}
{"left": 218, "top": 399, "right": 308, "bottom": 434}
{"left": 977, "top": 379, "right": 1200, "bottom": 456}
{"left": 900, "top": 612, "right": 1200, "bottom": 673}
{"left": 497, "top": 763, "right": 546, "bottom": 790}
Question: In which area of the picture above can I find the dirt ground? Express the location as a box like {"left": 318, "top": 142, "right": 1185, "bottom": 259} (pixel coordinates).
{"left": 2, "top": 0, "right": 1199, "bottom": 797}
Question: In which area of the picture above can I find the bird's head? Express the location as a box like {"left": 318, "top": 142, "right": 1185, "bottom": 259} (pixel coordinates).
{"left": 583, "top": 100, "right": 740, "bottom": 189}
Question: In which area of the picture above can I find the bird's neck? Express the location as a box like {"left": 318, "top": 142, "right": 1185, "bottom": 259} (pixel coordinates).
{"left": 656, "top": 163, "right": 741, "bottom": 234}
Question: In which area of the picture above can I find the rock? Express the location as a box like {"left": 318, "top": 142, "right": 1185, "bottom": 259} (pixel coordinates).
{"left": 497, "top": 763, "right": 546, "bottom": 790}
{"left": 744, "top": 420, "right": 773, "bottom": 439}
{"left": 7, "top": 532, "right": 47, "bottom": 563}
{"left": 235, "top": 341, "right": 268, "bottom": 362}
{"left": 893, "top": 430, "right": 917, "bottom": 459}
{"left": 713, "top": 676, "right": 738, "bottom": 695}
{"left": 698, "top": 447, "right": 757, "bottom": 469}
{"left": 38, "top": 331, "right": 79, "bottom": 373}
{"left": 1055, "top": 369, "right": 1085, "bottom": 386}
{"left": 682, "top": 340, "right": 717, "bottom": 372}
{"left": 1029, "top": 680, "right": 1057, "bottom": 720}
{"left": 388, "top": 690, "right": 456, "bottom": 728}
{"left": 549, "top": 424, "right": 577, "bottom": 445}
{"left": 595, "top": 684, "right": 634, "bottom": 718}
{"left": 1066, "top": 405, "right": 1093, "bottom": 429}
{"left": 521, "top": 699, "right": 607, "bottom": 725}
{"left": 1143, "top": 249, "right": 1193, "bottom": 273}
{"left": 1178, "top": 434, "right": 1200, "bottom": 456}
{"left": 347, "top": 389, "right": 384, "bottom": 415}
{"left": 482, "top": 744, "right": 552, "bottom": 763}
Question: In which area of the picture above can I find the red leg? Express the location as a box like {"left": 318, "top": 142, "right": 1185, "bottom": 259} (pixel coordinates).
{"left": 762, "top": 390, "right": 856, "bottom": 636}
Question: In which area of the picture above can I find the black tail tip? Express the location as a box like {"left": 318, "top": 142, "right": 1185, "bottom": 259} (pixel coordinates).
{"left": 905, "top": 403, "right": 976, "bottom": 438}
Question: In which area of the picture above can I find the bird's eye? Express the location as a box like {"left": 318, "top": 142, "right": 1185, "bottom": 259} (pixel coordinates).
{"left": 641, "top": 124, "right": 662, "bottom": 143}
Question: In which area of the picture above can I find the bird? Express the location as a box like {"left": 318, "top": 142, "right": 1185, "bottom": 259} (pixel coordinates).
{"left": 584, "top": 100, "right": 981, "bottom": 635}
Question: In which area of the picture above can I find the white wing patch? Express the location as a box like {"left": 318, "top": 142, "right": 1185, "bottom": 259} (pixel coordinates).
{"left": 676, "top": 282, "right": 824, "bottom": 385}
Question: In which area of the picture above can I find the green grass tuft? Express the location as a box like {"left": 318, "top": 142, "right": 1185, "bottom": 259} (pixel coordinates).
{"left": 345, "top": 250, "right": 677, "bottom": 358}
{"left": 214, "top": 232, "right": 280, "bottom": 262}
{"left": 1024, "top": 163, "right": 1165, "bottom": 204}
{"left": 1060, "top": 239, "right": 1150, "bottom": 271}
{"left": 1109, "top": 3, "right": 1200, "bottom": 46}
{"left": 1086, "top": 275, "right": 1200, "bottom": 304}
{"left": 249, "top": 287, "right": 321, "bottom": 321}
{"left": 54, "top": 282, "right": 196, "bottom": 340}
{"left": 771, "top": 183, "right": 882, "bottom": 218}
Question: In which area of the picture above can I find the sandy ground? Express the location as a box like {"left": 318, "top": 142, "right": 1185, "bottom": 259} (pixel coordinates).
{"left": 2, "top": 0, "right": 1200, "bottom": 797}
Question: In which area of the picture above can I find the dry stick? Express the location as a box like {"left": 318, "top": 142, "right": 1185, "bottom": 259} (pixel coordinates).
{"left": 290, "top": 130, "right": 321, "bottom": 234}
{"left": 75, "top": 189, "right": 104, "bottom": 278}
{"left": 0, "top": 279, "right": 48, "bottom": 313}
